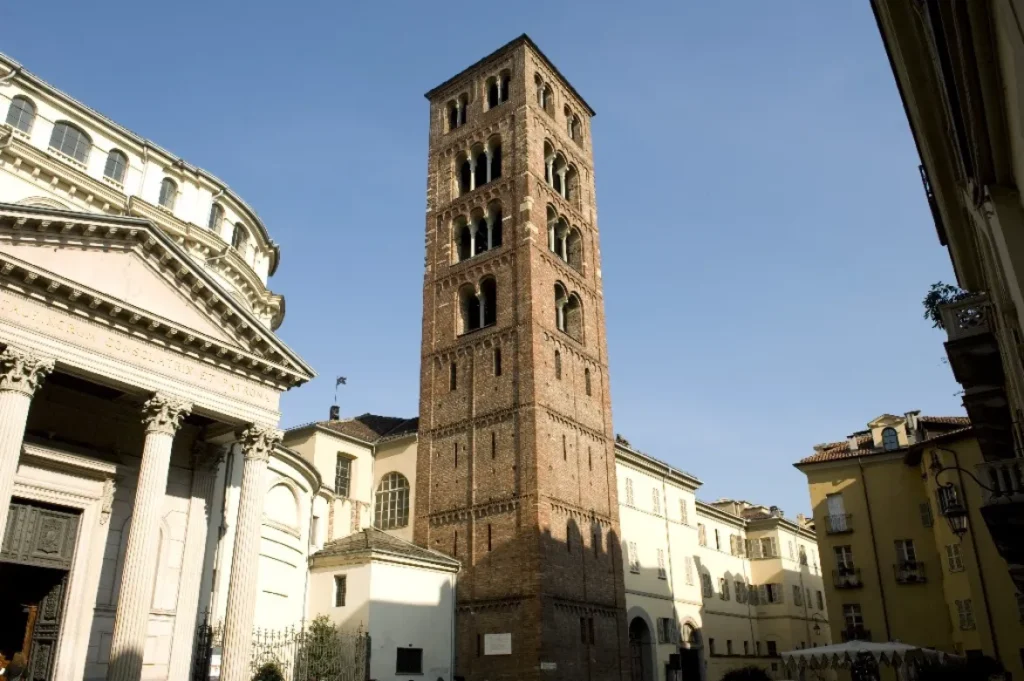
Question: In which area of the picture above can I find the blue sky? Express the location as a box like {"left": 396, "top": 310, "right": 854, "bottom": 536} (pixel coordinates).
{"left": 0, "top": 2, "right": 963, "bottom": 511}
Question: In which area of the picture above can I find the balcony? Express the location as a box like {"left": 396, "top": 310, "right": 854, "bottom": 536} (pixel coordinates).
{"left": 832, "top": 568, "right": 863, "bottom": 589}
{"left": 824, "top": 514, "right": 852, "bottom": 534}
{"left": 977, "top": 459, "right": 1024, "bottom": 575}
{"left": 840, "top": 627, "right": 871, "bottom": 642}
{"left": 961, "top": 385, "right": 1014, "bottom": 459}
{"left": 941, "top": 295, "right": 1004, "bottom": 389}
{"left": 894, "top": 561, "right": 927, "bottom": 584}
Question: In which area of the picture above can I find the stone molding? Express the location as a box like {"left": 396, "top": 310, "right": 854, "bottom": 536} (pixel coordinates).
{"left": 239, "top": 425, "right": 282, "bottom": 462}
{"left": 141, "top": 393, "right": 193, "bottom": 435}
{"left": 0, "top": 345, "right": 53, "bottom": 396}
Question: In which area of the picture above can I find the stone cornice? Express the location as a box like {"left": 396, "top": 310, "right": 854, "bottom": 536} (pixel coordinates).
{"left": 0, "top": 206, "right": 312, "bottom": 387}
{"left": 547, "top": 498, "right": 615, "bottom": 526}
{"left": 455, "top": 596, "right": 524, "bottom": 614}
{"left": 422, "top": 405, "right": 517, "bottom": 440}
{"left": 432, "top": 250, "right": 514, "bottom": 293}
{"left": 426, "top": 494, "right": 526, "bottom": 526}
{"left": 432, "top": 179, "right": 513, "bottom": 223}
{"left": 0, "top": 137, "right": 281, "bottom": 323}
{"left": 425, "top": 327, "right": 516, "bottom": 363}
{"left": 614, "top": 446, "right": 702, "bottom": 491}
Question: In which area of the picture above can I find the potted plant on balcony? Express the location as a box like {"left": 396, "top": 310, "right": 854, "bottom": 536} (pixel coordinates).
{"left": 922, "top": 282, "right": 971, "bottom": 330}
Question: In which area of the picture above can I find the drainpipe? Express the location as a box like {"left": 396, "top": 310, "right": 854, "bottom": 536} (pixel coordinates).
{"left": 950, "top": 448, "right": 1000, "bottom": 663}
{"left": 857, "top": 457, "right": 892, "bottom": 640}
{"left": 303, "top": 483, "right": 317, "bottom": 622}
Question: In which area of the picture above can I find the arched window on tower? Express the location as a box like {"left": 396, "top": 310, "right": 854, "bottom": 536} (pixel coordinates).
{"left": 552, "top": 154, "right": 567, "bottom": 197}
{"left": 480, "top": 277, "right": 497, "bottom": 327}
{"left": 882, "top": 427, "right": 899, "bottom": 451}
{"left": 455, "top": 218, "right": 472, "bottom": 262}
{"left": 488, "top": 205, "right": 503, "bottom": 250}
{"left": 158, "top": 177, "right": 178, "bottom": 210}
{"left": 5, "top": 95, "right": 36, "bottom": 134}
{"left": 103, "top": 149, "right": 128, "bottom": 185}
{"left": 567, "top": 227, "right": 583, "bottom": 271}
{"left": 542, "top": 84, "right": 553, "bottom": 114}
{"left": 556, "top": 285, "right": 584, "bottom": 343}
{"left": 459, "top": 284, "right": 481, "bottom": 334}
{"left": 374, "top": 472, "right": 410, "bottom": 529}
{"left": 565, "top": 164, "right": 579, "bottom": 201}
{"left": 446, "top": 93, "right": 468, "bottom": 131}
{"left": 457, "top": 152, "right": 473, "bottom": 196}
{"left": 500, "top": 70, "right": 511, "bottom": 103}
{"left": 489, "top": 140, "right": 502, "bottom": 181}
{"left": 474, "top": 146, "right": 488, "bottom": 188}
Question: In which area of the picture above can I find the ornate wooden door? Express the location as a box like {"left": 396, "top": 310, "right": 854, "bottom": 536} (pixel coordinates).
{"left": 25, "top": 573, "right": 67, "bottom": 681}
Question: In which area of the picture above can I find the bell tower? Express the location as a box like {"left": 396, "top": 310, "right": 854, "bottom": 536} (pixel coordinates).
{"left": 415, "top": 35, "right": 628, "bottom": 681}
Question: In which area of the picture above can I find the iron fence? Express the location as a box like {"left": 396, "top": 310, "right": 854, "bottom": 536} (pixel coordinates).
{"left": 192, "top": 616, "right": 369, "bottom": 681}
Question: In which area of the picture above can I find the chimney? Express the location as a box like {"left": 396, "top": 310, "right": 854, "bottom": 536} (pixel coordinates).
{"left": 848, "top": 435, "right": 859, "bottom": 451}
{"left": 329, "top": 405, "right": 340, "bottom": 421}
{"left": 769, "top": 505, "right": 783, "bottom": 518}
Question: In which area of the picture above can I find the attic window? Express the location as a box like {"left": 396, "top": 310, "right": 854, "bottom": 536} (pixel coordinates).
{"left": 882, "top": 427, "right": 899, "bottom": 451}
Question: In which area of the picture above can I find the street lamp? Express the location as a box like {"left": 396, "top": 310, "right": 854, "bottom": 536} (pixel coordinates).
{"left": 928, "top": 446, "right": 999, "bottom": 540}
{"left": 810, "top": 613, "right": 827, "bottom": 636}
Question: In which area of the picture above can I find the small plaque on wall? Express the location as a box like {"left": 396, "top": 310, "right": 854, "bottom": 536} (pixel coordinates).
{"left": 483, "top": 633, "right": 512, "bottom": 655}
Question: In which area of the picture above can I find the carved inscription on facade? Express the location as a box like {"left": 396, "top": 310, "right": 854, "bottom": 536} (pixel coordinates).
{"left": 0, "top": 291, "right": 278, "bottom": 408}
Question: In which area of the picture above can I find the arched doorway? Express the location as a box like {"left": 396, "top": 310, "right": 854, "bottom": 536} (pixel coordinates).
{"left": 628, "top": 617, "right": 653, "bottom": 681}
{"left": 679, "top": 623, "right": 703, "bottom": 680}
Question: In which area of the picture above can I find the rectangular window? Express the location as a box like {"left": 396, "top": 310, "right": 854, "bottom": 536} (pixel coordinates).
{"left": 494, "top": 347, "right": 502, "bottom": 376}
{"left": 956, "top": 599, "right": 976, "bottom": 630}
{"left": 788, "top": 541, "right": 795, "bottom": 559}
{"left": 652, "top": 488, "right": 661, "bottom": 515}
{"left": 799, "top": 545, "right": 808, "bottom": 566}
{"left": 396, "top": 648, "right": 423, "bottom": 675}
{"left": 657, "top": 618, "right": 675, "bottom": 644}
{"left": 743, "top": 641, "right": 749, "bottom": 656}
{"left": 579, "top": 617, "right": 595, "bottom": 645}
{"left": 449, "top": 362, "right": 457, "bottom": 391}
{"left": 335, "top": 455, "right": 351, "bottom": 497}
{"left": 843, "top": 604, "right": 863, "bottom": 629}
{"left": 735, "top": 581, "right": 746, "bottom": 603}
{"left": 487, "top": 523, "right": 492, "bottom": 551}
{"left": 816, "top": 590, "right": 824, "bottom": 610}
{"left": 746, "top": 538, "right": 762, "bottom": 559}
{"left": 625, "top": 478, "right": 634, "bottom": 506}
{"left": 491, "top": 431, "right": 496, "bottom": 459}
{"left": 792, "top": 585, "right": 803, "bottom": 606}
{"left": 726, "top": 640, "right": 733, "bottom": 655}
{"left": 685, "top": 557, "right": 694, "bottom": 585}
{"left": 719, "top": 577, "right": 730, "bottom": 601}
{"left": 946, "top": 544, "right": 964, "bottom": 572}
{"left": 834, "top": 545, "right": 855, "bottom": 571}
{"left": 765, "top": 583, "right": 783, "bottom": 604}
{"left": 628, "top": 541, "right": 640, "bottom": 573}
{"left": 756, "top": 641, "right": 761, "bottom": 656}
{"left": 709, "top": 638, "right": 716, "bottom": 656}
{"left": 766, "top": 641, "right": 777, "bottom": 657}
{"left": 920, "top": 501, "right": 933, "bottom": 527}
{"left": 759, "top": 537, "right": 778, "bottom": 558}
{"left": 334, "top": 575, "right": 347, "bottom": 607}
{"left": 680, "top": 499, "right": 689, "bottom": 524}
{"left": 697, "top": 523, "right": 707, "bottom": 547}
{"left": 701, "top": 573, "right": 714, "bottom": 599}
{"left": 895, "top": 539, "right": 918, "bottom": 565}
{"left": 656, "top": 549, "right": 666, "bottom": 579}
{"left": 714, "top": 529, "right": 721, "bottom": 550}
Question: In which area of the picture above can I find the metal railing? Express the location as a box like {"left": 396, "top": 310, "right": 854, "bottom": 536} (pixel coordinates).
{"left": 832, "top": 568, "right": 863, "bottom": 589}
{"left": 894, "top": 561, "right": 927, "bottom": 584}
{"left": 976, "top": 458, "right": 1024, "bottom": 505}
{"left": 939, "top": 294, "right": 993, "bottom": 341}
{"left": 840, "top": 627, "right": 872, "bottom": 642}
{"left": 825, "top": 513, "right": 852, "bottom": 534}
{"left": 192, "top": 616, "right": 370, "bottom": 681}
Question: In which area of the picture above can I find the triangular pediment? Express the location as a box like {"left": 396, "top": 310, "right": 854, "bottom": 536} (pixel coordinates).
{"left": 0, "top": 241, "right": 239, "bottom": 345}
{"left": 0, "top": 203, "right": 314, "bottom": 388}
{"left": 867, "top": 414, "right": 903, "bottom": 428}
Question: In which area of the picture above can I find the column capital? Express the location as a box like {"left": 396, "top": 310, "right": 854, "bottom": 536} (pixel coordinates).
{"left": 191, "top": 440, "right": 227, "bottom": 471}
{"left": 238, "top": 425, "right": 282, "bottom": 462}
{"left": 0, "top": 346, "right": 54, "bottom": 397}
{"left": 141, "top": 393, "right": 192, "bottom": 435}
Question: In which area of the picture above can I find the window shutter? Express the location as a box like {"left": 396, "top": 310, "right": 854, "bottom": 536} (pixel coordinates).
{"left": 770, "top": 537, "right": 779, "bottom": 557}
{"left": 758, "top": 585, "right": 768, "bottom": 604}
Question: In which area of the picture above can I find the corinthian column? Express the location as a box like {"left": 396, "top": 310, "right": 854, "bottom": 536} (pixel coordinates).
{"left": 107, "top": 394, "right": 192, "bottom": 681}
{"left": 0, "top": 346, "right": 53, "bottom": 535}
{"left": 166, "top": 443, "right": 223, "bottom": 680}
{"left": 219, "top": 425, "right": 281, "bottom": 681}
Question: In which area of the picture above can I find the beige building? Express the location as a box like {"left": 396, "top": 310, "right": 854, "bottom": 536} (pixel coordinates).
{"left": 616, "top": 440, "right": 830, "bottom": 681}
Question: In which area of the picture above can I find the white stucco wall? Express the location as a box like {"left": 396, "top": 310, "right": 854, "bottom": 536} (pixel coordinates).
{"left": 368, "top": 562, "right": 455, "bottom": 681}
{"left": 308, "top": 563, "right": 372, "bottom": 630}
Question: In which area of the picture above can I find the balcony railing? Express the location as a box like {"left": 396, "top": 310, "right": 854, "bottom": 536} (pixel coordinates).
{"left": 825, "top": 513, "right": 852, "bottom": 534}
{"left": 840, "top": 627, "right": 871, "bottom": 642}
{"left": 894, "top": 561, "right": 927, "bottom": 584}
{"left": 977, "top": 459, "right": 1024, "bottom": 505}
{"left": 939, "top": 294, "right": 993, "bottom": 342}
{"left": 832, "top": 568, "right": 863, "bottom": 589}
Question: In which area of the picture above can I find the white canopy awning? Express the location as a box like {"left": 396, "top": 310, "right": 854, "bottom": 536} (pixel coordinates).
{"left": 781, "top": 640, "right": 955, "bottom": 670}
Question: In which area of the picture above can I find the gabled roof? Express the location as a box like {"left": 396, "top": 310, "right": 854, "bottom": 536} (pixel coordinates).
{"left": 311, "top": 528, "right": 459, "bottom": 571}
{"left": 797, "top": 421, "right": 972, "bottom": 466}
{"left": 304, "top": 413, "right": 419, "bottom": 445}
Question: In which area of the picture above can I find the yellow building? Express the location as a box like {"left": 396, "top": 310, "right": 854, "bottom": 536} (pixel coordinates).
{"left": 796, "top": 411, "right": 1023, "bottom": 679}
{"left": 872, "top": 0, "right": 1024, "bottom": 593}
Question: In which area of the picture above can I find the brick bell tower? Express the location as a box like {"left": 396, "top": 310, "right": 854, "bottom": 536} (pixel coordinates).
{"left": 415, "top": 35, "right": 629, "bottom": 681}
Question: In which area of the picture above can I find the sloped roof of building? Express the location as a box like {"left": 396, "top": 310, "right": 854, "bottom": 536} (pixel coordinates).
{"left": 292, "top": 413, "right": 419, "bottom": 445}
{"left": 311, "top": 528, "right": 459, "bottom": 570}
{"left": 797, "top": 422, "right": 971, "bottom": 465}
